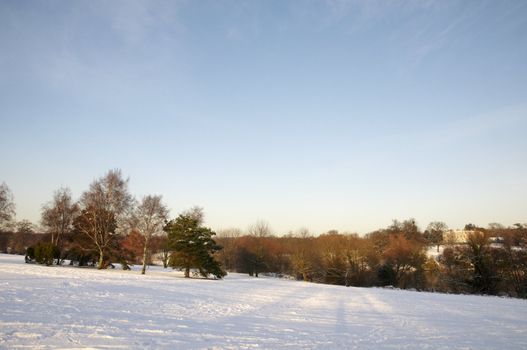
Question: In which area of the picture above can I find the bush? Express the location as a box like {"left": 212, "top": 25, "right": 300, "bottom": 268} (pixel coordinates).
{"left": 377, "top": 263, "right": 397, "bottom": 286}
{"left": 33, "top": 242, "right": 60, "bottom": 266}
{"left": 25, "top": 246, "right": 35, "bottom": 263}
{"left": 62, "top": 246, "right": 97, "bottom": 266}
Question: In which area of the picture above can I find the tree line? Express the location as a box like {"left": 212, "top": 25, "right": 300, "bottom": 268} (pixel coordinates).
{"left": 214, "top": 221, "right": 527, "bottom": 297}
{"left": 1, "top": 173, "right": 526, "bottom": 297}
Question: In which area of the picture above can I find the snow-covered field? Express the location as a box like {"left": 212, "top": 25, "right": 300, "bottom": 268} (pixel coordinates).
{"left": 1, "top": 254, "right": 526, "bottom": 349}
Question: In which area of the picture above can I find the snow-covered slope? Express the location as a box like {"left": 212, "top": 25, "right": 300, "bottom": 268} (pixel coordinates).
{"left": 1, "top": 254, "right": 526, "bottom": 349}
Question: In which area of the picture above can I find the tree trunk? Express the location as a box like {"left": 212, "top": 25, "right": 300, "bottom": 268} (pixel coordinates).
{"left": 302, "top": 272, "right": 309, "bottom": 281}
{"left": 98, "top": 249, "right": 104, "bottom": 269}
{"left": 162, "top": 251, "right": 169, "bottom": 268}
{"left": 185, "top": 266, "right": 190, "bottom": 278}
{"left": 141, "top": 238, "right": 149, "bottom": 275}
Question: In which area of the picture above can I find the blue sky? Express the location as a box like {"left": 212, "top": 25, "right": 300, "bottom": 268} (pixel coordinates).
{"left": 1, "top": 0, "right": 526, "bottom": 234}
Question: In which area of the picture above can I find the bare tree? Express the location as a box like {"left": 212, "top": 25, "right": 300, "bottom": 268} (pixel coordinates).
{"left": 296, "top": 227, "right": 311, "bottom": 239}
{"left": 217, "top": 228, "right": 242, "bottom": 238}
{"left": 76, "top": 169, "right": 133, "bottom": 269}
{"left": 0, "top": 182, "right": 15, "bottom": 230}
{"left": 215, "top": 228, "right": 242, "bottom": 271}
{"left": 82, "top": 169, "right": 133, "bottom": 231}
{"left": 132, "top": 195, "right": 169, "bottom": 274}
{"left": 16, "top": 219, "right": 35, "bottom": 234}
{"left": 73, "top": 205, "right": 116, "bottom": 268}
{"left": 248, "top": 220, "right": 271, "bottom": 237}
{"left": 183, "top": 206, "right": 204, "bottom": 226}
{"left": 245, "top": 220, "right": 272, "bottom": 277}
{"left": 426, "top": 221, "right": 448, "bottom": 252}
{"left": 41, "top": 187, "right": 79, "bottom": 246}
{"left": 291, "top": 228, "right": 317, "bottom": 281}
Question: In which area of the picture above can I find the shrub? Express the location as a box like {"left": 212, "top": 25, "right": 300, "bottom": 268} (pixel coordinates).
{"left": 377, "top": 263, "right": 397, "bottom": 286}
{"left": 25, "top": 246, "right": 35, "bottom": 263}
{"left": 33, "top": 242, "right": 60, "bottom": 266}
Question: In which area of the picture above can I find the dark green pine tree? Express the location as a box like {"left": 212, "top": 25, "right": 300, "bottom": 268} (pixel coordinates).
{"left": 165, "top": 213, "right": 226, "bottom": 279}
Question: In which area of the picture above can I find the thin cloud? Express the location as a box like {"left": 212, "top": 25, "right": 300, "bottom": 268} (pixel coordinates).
{"left": 89, "top": 0, "right": 184, "bottom": 47}
{"left": 426, "top": 103, "right": 527, "bottom": 147}
{"left": 1, "top": 1, "right": 186, "bottom": 99}
{"left": 320, "top": 0, "right": 442, "bottom": 31}
{"left": 410, "top": 17, "right": 462, "bottom": 67}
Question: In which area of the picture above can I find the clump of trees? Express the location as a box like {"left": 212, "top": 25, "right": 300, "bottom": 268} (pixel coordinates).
{"left": 0, "top": 171, "right": 226, "bottom": 279}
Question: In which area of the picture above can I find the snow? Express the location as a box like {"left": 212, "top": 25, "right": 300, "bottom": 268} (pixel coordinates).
{"left": 426, "top": 246, "right": 444, "bottom": 260}
{"left": 1, "top": 254, "right": 526, "bottom": 349}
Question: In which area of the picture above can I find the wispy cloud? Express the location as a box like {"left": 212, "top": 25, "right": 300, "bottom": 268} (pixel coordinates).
{"left": 319, "top": 0, "right": 443, "bottom": 30}
{"left": 426, "top": 103, "right": 527, "bottom": 147}
{"left": 89, "top": 0, "right": 184, "bottom": 47}
{"left": 223, "top": 1, "right": 264, "bottom": 42}
{"left": 410, "top": 16, "right": 463, "bottom": 66}
{"left": 0, "top": 0, "right": 186, "bottom": 100}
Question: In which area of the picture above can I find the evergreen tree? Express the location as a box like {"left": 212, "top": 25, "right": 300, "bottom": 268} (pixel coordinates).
{"left": 165, "top": 212, "right": 226, "bottom": 279}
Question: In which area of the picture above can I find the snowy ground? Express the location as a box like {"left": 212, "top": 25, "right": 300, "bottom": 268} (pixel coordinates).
{"left": 1, "top": 254, "right": 526, "bottom": 349}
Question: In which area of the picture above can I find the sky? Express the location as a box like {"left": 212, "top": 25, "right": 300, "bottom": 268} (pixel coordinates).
{"left": 1, "top": 0, "right": 526, "bottom": 235}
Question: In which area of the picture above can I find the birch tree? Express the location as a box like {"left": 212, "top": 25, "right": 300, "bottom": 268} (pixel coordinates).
{"left": 76, "top": 169, "right": 133, "bottom": 269}
{"left": 73, "top": 205, "right": 116, "bottom": 268}
{"left": 132, "top": 195, "right": 169, "bottom": 274}
{"left": 0, "top": 182, "right": 15, "bottom": 230}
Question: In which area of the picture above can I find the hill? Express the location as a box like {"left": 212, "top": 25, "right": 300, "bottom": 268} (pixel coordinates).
{"left": 0, "top": 254, "right": 526, "bottom": 349}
